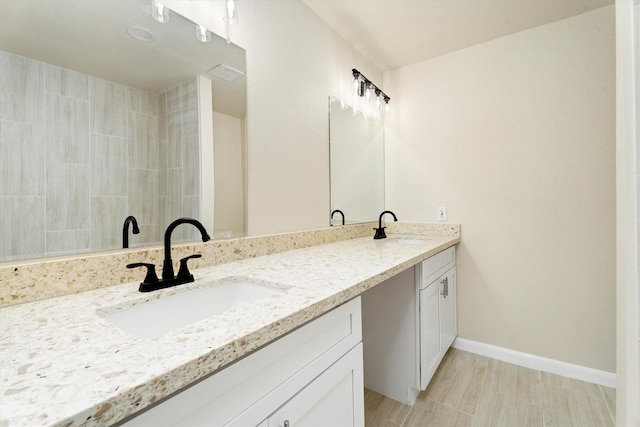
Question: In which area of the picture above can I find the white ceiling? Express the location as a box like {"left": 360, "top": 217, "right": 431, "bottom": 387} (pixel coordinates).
{"left": 302, "top": 0, "right": 614, "bottom": 71}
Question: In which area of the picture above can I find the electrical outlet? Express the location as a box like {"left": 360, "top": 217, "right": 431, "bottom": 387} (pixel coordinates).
{"left": 437, "top": 207, "right": 447, "bottom": 221}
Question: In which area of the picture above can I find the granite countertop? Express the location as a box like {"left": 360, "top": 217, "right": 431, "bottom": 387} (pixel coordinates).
{"left": 0, "top": 233, "right": 459, "bottom": 426}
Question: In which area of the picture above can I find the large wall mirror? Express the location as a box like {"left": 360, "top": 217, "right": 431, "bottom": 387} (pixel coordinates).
{"left": 329, "top": 97, "right": 384, "bottom": 225}
{"left": 0, "top": 0, "right": 247, "bottom": 262}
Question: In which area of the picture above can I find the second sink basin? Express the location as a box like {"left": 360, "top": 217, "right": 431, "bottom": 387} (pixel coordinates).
{"left": 101, "top": 277, "right": 288, "bottom": 339}
{"left": 387, "top": 237, "right": 430, "bottom": 245}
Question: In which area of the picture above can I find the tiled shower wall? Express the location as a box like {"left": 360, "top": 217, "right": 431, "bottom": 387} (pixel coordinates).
{"left": 159, "top": 80, "right": 201, "bottom": 243}
{"left": 0, "top": 51, "right": 199, "bottom": 262}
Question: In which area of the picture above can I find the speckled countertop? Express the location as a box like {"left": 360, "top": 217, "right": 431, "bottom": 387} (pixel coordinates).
{"left": 0, "top": 231, "right": 459, "bottom": 426}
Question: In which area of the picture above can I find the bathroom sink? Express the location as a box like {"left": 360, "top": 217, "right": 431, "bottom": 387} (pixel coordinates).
{"left": 101, "top": 277, "right": 287, "bottom": 339}
{"left": 387, "top": 237, "right": 429, "bottom": 245}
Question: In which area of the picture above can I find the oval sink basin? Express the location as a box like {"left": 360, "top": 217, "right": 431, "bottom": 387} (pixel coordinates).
{"left": 101, "top": 277, "right": 287, "bottom": 339}
{"left": 388, "top": 237, "right": 429, "bottom": 245}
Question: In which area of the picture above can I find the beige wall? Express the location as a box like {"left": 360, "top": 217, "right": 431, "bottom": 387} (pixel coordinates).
{"left": 384, "top": 6, "right": 616, "bottom": 372}
{"left": 166, "top": 0, "right": 382, "bottom": 235}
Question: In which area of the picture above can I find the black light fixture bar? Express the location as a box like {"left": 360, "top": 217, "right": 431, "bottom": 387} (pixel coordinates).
{"left": 352, "top": 68, "right": 390, "bottom": 104}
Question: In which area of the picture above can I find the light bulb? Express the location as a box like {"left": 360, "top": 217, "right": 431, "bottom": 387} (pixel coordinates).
{"left": 384, "top": 100, "right": 390, "bottom": 115}
{"left": 353, "top": 75, "right": 360, "bottom": 95}
{"left": 365, "top": 85, "right": 371, "bottom": 101}
{"left": 151, "top": 0, "right": 169, "bottom": 23}
{"left": 196, "top": 24, "right": 211, "bottom": 42}
{"left": 375, "top": 93, "right": 381, "bottom": 109}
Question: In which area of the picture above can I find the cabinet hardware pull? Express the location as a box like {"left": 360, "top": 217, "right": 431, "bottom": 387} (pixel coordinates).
{"left": 441, "top": 276, "right": 448, "bottom": 298}
{"left": 283, "top": 420, "right": 290, "bottom": 427}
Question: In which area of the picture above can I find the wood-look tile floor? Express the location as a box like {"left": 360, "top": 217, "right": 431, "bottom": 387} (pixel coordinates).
{"left": 364, "top": 348, "right": 616, "bottom": 427}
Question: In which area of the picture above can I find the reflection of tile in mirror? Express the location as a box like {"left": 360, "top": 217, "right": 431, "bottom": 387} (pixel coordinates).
{"left": 127, "top": 111, "right": 159, "bottom": 170}
{"left": 184, "top": 134, "right": 200, "bottom": 195}
{"left": 167, "top": 111, "right": 183, "bottom": 169}
{"left": 0, "top": 120, "right": 44, "bottom": 196}
{"left": 46, "top": 94, "right": 90, "bottom": 164}
{"left": 181, "top": 196, "right": 201, "bottom": 242}
{"left": 91, "top": 134, "right": 127, "bottom": 197}
{"left": 127, "top": 87, "right": 159, "bottom": 116}
{"left": 166, "top": 168, "right": 183, "bottom": 231}
{"left": 0, "top": 52, "right": 44, "bottom": 125}
{"left": 166, "top": 85, "right": 181, "bottom": 114}
{"left": 91, "top": 197, "right": 127, "bottom": 250}
{"left": 45, "top": 63, "right": 88, "bottom": 100}
{"left": 90, "top": 77, "right": 126, "bottom": 137}
{"left": 46, "top": 229, "right": 90, "bottom": 256}
{"left": 0, "top": 197, "right": 45, "bottom": 262}
{"left": 129, "top": 169, "right": 160, "bottom": 230}
{"left": 181, "top": 80, "right": 198, "bottom": 137}
{"left": 45, "top": 163, "right": 90, "bottom": 231}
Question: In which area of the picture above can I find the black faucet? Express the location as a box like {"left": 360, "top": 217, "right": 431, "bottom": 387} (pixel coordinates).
{"left": 127, "top": 217, "right": 211, "bottom": 292}
{"left": 331, "top": 209, "right": 345, "bottom": 226}
{"left": 373, "top": 210, "right": 397, "bottom": 239}
{"left": 122, "top": 216, "right": 140, "bottom": 249}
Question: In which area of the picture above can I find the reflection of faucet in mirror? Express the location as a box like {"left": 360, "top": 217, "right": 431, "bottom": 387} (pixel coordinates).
{"left": 331, "top": 209, "right": 345, "bottom": 226}
{"left": 122, "top": 216, "right": 140, "bottom": 249}
{"left": 127, "top": 218, "right": 211, "bottom": 292}
{"left": 374, "top": 210, "right": 398, "bottom": 239}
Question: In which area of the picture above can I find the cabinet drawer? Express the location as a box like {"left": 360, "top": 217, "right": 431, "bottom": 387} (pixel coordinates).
{"left": 420, "top": 246, "right": 455, "bottom": 287}
{"left": 124, "top": 297, "right": 362, "bottom": 426}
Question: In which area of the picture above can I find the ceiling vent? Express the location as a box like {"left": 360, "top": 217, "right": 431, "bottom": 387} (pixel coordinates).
{"left": 208, "top": 64, "right": 245, "bottom": 82}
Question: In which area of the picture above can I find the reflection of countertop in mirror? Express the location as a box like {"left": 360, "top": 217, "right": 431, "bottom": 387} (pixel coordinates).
{"left": 0, "top": 224, "right": 460, "bottom": 426}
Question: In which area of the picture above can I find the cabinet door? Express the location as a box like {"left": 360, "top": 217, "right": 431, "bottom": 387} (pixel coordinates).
{"left": 419, "top": 281, "right": 440, "bottom": 390}
{"left": 439, "top": 267, "right": 457, "bottom": 351}
{"left": 268, "top": 343, "right": 364, "bottom": 427}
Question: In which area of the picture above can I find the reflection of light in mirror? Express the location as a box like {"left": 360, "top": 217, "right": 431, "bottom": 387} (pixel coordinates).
{"left": 224, "top": 0, "right": 238, "bottom": 43}
{"left": 226, "top": 0, "right": 238, "bottom": 24}
{"left": 196, "top": 24, "right": 211, "bottom": 42}
{"left": 151, "top": 0, "right": 169, "bottom": 23}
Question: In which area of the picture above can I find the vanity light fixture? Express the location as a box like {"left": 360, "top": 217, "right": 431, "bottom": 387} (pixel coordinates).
{"left": 195, "top": 24, "right": 211, "bottom": 42}
{"left": 352, "top": 68, "right": 390, "bottom": 113}
{"left": 151, "top": 0, "right": 170, "bottom": 23}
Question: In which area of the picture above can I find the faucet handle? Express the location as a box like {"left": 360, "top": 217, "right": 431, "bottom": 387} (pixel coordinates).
{"left": 126, "top": 263, "right": 159, "bottom": 284}
{"left": 177, "top": 254, "right": 202, "bottom": 280}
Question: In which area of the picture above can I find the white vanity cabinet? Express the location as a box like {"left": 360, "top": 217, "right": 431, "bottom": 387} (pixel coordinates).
{"left": 417, "top": 248, "right": 457, "bottom": 389}
{"left": 124, "top": 297, "right": 364, "bottom": 427}
{"left": 362, "top": 245, "right": 457, "bottom": 405}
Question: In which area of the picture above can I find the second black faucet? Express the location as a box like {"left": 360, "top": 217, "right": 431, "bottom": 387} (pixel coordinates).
{"left": 373, "top": 210, "right": 397, "bottom": 239}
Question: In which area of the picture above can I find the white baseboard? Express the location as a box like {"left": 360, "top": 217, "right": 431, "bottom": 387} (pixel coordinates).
{"left": 452, "top": 337, "right": 616, "bottom": 388}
